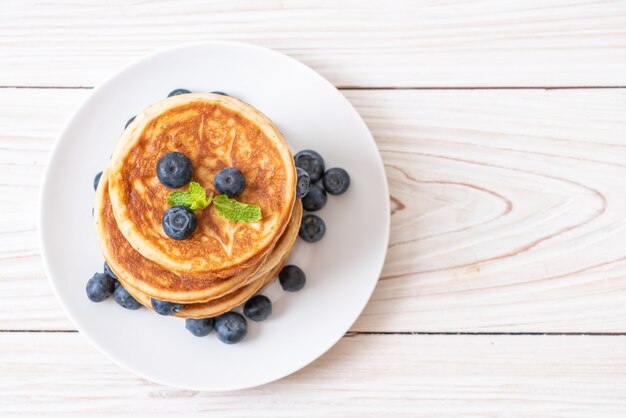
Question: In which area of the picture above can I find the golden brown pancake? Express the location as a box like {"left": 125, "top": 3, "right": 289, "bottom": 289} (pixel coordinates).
{"left": 116, "top": 200, "right": 300, "bottom": 318}
{"left": 108, "top": 93, "right": 296, "bottom": 277}
{"left": 94, "top": 171, "right": 302, "bottom": 303}
{"left": 122, "top": 240, "right": 291, "bottom": 319}
{"left": 115, "top": 196, "right": 300, "bottom": 307}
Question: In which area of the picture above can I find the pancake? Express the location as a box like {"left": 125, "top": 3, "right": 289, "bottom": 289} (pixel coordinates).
{"left": 176, "top": 253, "right": 287, "bottom": 318}
{"left": 95, "top": 170, "right": 302, "bottom": 303}
{"left": 122, "top": 238, "right": 292, "bottom": 319}
{"left": 96, "top": 174, "right": 262, "bottom": 303}
{"left": 107, "top": 93, "right": 296, "bottom": 277}
{"left": 120, "top": 196, "right": 300, "bottom": 305}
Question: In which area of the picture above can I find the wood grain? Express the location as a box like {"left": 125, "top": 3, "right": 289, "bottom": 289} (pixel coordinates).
{"left": 2, "top": 0, "right": 626, "bottom": 88}
{"left": 2, "top": 87, "right": 626, "bottom": 332}
{"left": 353, "top": 88, "right": 626, "bottom": 332}
{"left": 1, "top": 332, "right": 626, "bottom": 417}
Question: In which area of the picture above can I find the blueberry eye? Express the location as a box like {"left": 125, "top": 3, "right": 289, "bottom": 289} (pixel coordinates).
{"left": 214, "top": 167, "right": 246, "bottom": 198}
{"left": 156, "top": 152, "right": 193, "bottom": 189}
{"left": 162, "top": 206, "right": 197, "bottom": 240}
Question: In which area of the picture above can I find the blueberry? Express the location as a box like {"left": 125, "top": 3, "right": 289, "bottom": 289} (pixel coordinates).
{"left": 279, "top": 265, "right": 306, "bottom": 292}
{"left": 215, "top": 312, "right": 247, "bottom": 344}
{"left": 322, "top": 168, "right": 350, "bottom": 195}
{"left": 103, "top": 261, "right": 118, "bottom": 280}
{"left": 168, "top": 88, "right": 191, "bottom": 97}
{"left": 299, "top": 214, "right": 325, "bottom": 243}
{"left": 113, "top": 284, "right": 142, "bottom": 310}
{"left": 243, "top": 295, "right": 272, "bottom": 321}
{"left": 295, "top": 167, "right": 311, "bottom": 200}
{"left": 151, "top": 298, "right": 183, "bottom": 316}
{"left": 125, "top": 115, "right": 135, "bottom": 129}
{"left": 93, "top": 171, "right": 102, "bottom": 191}
{"left": 211, "top": 91, "right": 228, "bottom": 96}
{"left": 162, "top": 206, "right": 197, "bottom": 240}
{"left": 156, "top": 151, "right": 193, "bottom": 189}
{"left": 86, "top": 272, "right": 116, "bottom": 302}
{"left": 214, "top": 167, "right": 246, "bottom": 198}
{"left": 301, "top": 183, "right": 326, "bottom": 211}
{"left": 294, "top": 150, "right": 325, "bottom": 182}
{"left": 185, "top": 318, "right": 215, "bottom": 337}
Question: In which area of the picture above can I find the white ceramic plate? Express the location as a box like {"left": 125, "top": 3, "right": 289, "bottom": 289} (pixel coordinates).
{"left": 39, "top": 42, "right": 389, "bottom": 391}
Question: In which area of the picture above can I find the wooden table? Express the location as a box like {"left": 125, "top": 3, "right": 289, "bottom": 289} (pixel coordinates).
{"left": 2, "top": 1, "right": 626, "bottom": 416}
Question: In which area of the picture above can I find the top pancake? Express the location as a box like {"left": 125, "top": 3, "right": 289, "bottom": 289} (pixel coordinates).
{"left": 107, "top": 93, "right": 296, "bottom": 276}
{"left": 94, "top": 171, "right": 302, "bottom": 303}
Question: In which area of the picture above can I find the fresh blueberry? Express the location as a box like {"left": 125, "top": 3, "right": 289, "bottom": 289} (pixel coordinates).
{"left": 168, "top": 88, "right": 191, "bottom": 97}
{"left": 243, "top": 295, "right": 272, "bottom": 321}
{"left": 215, "top": 312, "right": 247, "bottom": 344}
{"left": 113, "top": 284, "right": 142, "bottom": 310}
{"left": 162, "top": 206, "right": 197, "bottom": 240}
{"left": 214, "top": 167, "right": 246, "bottom": 198}
{"left": 322, "top": 167, "right": 350, "bottom": 195}
{"left": 125, "top": 115, "right": 135, "bottom": 129}
{"left": 211, "top": 91, "right": 229, "bottom": 96}
{"left": 279, "top": 265, "right": 306, "bottom": 292}
{"left": 93, "top": 171, "right": 102, "bottom": 191}
{"left": 156, "top": 151, "right": 193, "bottom": 188}
{"left": 185, "top": 318, "right": 215, "bottom": 337}
{"left": 294, "top": 150, "right": 325, "bottom": 182}
{"left": 151, "top": 298, "right": 183, "bottom": 316}
{"left": 86, "top": 272, "right": 116, "bottom": 302}
{"left": 103, "top": 261, "right": 118, "bottom": 280}
{"left": 299, "top": 214, "right": 326, "bottom": 243}
{"left": 301, "top": 183, "right": 326, "bottom": 211}
{"left": 295, "top": 167, "right": 311, "bottom": 200}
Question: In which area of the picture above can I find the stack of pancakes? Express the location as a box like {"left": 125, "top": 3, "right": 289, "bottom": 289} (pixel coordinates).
{"left": 94, "top": 93, "right": 299, "bottom": 318}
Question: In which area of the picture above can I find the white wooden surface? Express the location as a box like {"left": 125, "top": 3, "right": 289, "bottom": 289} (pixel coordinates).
{"left": 2, "top": 1, "right": 626, "bottom": 416}
{"left": 3, "top": 0, "right": 626, "bottom": 88}
{"left": 3, "top": 333, "right": 626, "bottom": 417}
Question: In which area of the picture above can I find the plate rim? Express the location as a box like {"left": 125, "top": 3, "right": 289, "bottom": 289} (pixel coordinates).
{"left": 38, "top": 40, "right": 390, "bottom": 391}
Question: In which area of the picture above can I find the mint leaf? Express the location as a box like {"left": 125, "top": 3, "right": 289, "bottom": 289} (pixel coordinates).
{"left": 187, "top": 181, "right": 210, "bottom": 210}
{"left": 213, "top": 194, "right": 262, "bottom": 223}
{"left": 167, "top": 191, "right": 191, "bottom": 207}
{"left": 188, "top": 182, "right": 203, "bottom": 201}
{"left": 166, "top": 183, "right": 259, "bottom": 222}
{"left": 166, "top": 182, "right": 211, "bottom": 210}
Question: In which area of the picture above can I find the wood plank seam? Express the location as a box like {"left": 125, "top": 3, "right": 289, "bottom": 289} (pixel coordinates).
{"left": 2, "top": 86, "right": 626, "bottom": 90}
{"left": 3, "top": 330, "right": 626, "bottom": 336}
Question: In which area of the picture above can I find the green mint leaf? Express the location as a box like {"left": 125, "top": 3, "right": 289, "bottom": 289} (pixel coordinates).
{"left": 187, "top": 181, "right": 210, "bottom": 210}
{"left": 166, "top": 182, "right": 210, "bottom": 210}
{"left": 188, "top": 182, "right": 204, "bottom": 202}
{"left": 213, "top": 194, "right": 262, "bottom": 223}
{"left": 167, "top": 191, "right": 192, "bottom": 207}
